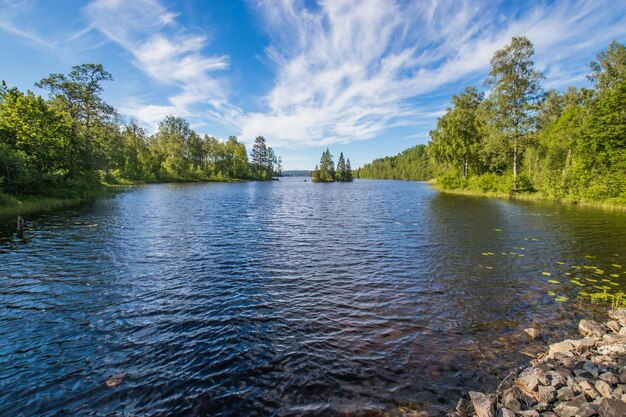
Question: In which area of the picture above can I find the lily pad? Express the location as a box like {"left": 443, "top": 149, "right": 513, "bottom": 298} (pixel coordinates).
{"left": 547, "top": 280, "right": 560, "bottom": 284}
{"left": 542, "top": 272, "right": 551, "bottom": 276}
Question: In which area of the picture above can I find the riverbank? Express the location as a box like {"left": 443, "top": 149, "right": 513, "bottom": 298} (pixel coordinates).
{"left": 448, "top": 309, "right": 626, "bottom": 417}
{"left": 431, "top": 183, "right": 626, "bottom": 212}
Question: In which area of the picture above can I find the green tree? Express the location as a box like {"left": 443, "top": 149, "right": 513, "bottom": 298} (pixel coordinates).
{"left": 485, "top": 36, "right": 544, "bottom": 189}
{"left": 336, "top": 152, "right": 347, "bottom": 181}
{"left": 589, "top": 41, "right": 626, "bottom": 94}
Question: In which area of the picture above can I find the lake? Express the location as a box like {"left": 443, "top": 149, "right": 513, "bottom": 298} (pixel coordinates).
{"left": 1, "top": 178, "right": 625, "bottom": 416}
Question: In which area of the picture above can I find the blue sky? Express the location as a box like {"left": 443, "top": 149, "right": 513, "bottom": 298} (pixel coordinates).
{"left": 1, "top": 0, "right": 626, "bottom": 170}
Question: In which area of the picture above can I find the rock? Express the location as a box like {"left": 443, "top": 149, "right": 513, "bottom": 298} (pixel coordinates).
{"left": 517, "top": 410, "right": 540, "bottom": 417}
{"left": 104, "top": 373, "right": 125, "bottom": 387}
{"left": 456, "top": 398, "right": 472, "bottom": 416}
{"left": 583, "top": 362, "right": 600, "bottom": 378}
{"left": 557, "top": 386, "right": 575, "bottom": 401}
{"left": 576, "top": 337, "right": 597, "bottom": 353}
{"left": 547, "top": 340, "right": 575, "bottom": 359}
{"left": 498, "top": 408, "right": 515, "bottom": 417}
{"left": 595, "top": 380, "right": 613, "bottom": 399}
{"left": 525, "top": 328, "right": 540, "bottom": 340}
{"left": 621, "top": 370, "right": 626, "bottom": 384}
{"left": 553, "top": 394, "right": 587, "bottom": 417}
{"left": 501, "top": 389, "right": 521, "bottom": 412}
{"left": 537, "top": 385, "right": 556, "bottom": 403}
{"left": 599, "top": 372, "right": 620, "bottom": 385}
{"left": 468, "top": 391, "right": 495, "bottom": 417}
{"left": 516, "top": 368, "right": 543, "bottom": 396}
{"left": 576, "top": 402, "right": 599, "bottom": 417}
{"left": 579, "top": 320, "right": 606, "bottom": 338}
{"left": 533, "top": 402, "right": 550, "bottom": 412}
{"left": 546, "top": 370, "right": 566, "bottom": 388}
{"left": 540, "top": 413, "right": 557, "bottom": 417}
{"left": 607, "top": 320, "right": 621, "bottom": 332}
{"left": 598, "top": 398, "right": 626, "bottom": 417}
{"left": 578, "top": 378, "right": 601, "bottom": 399}
{"left": 566, "top": 376, "right": 582, "bottom": 394}
{"left": 608, "top": 308, "right": 626, "bottom": 325}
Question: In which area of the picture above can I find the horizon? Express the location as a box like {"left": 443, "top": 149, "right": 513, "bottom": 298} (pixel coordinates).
{"left": 1, "top": 0, "right": 626, "bottom": 170}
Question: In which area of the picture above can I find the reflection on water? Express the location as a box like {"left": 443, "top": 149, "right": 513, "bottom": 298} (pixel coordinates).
{"left": 1, "top": 179, "right": 625, "bottom": 416}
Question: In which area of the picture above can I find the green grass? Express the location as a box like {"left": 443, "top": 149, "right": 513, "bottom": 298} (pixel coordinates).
{"left": 432, "top": 184, "right": 626, "bottom": 212}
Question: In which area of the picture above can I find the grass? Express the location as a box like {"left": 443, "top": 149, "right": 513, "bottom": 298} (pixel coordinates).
{"left": 432, "top": 184, "right": 626, "bottom": 212}
{"left": 0, "top": 189, "right": 116, "bottom": 220}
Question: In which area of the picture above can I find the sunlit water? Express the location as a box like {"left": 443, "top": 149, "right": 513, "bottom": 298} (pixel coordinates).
{"left": 1, "top": 178, "right": 625, "bottom": 416}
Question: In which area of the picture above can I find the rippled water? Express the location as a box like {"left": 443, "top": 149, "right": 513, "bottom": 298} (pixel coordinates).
{"left": 1, "top": 179, "right": 626, "bottom": 416}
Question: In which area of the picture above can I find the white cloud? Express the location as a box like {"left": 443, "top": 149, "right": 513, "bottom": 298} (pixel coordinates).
{"left": 240, "top": 0, "right": 626, "bottom": 148}
{"left": 83, "top": 0, "right": 237, "bottom": 131}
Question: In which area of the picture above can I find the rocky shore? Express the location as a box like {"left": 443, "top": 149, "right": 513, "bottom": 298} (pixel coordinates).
{"left": 449, "top": 309, "right": 626, "bottom": 417}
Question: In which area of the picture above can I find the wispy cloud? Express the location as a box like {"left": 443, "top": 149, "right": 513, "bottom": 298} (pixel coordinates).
{"left": 83, "top": 0, "right": 238, "bottom": 130}
{"left": 240, "top": 0, "right": 626, "bottom": 147}
{"left": 0, "top": 0, "right": 54, "bottom": 48}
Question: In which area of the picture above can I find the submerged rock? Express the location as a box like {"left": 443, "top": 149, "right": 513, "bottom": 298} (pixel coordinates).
{"left": 525, "top": 328, "right": 541, "bottom": 340}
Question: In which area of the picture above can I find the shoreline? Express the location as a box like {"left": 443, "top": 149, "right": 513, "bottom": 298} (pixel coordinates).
{"left": 447, "top": 309, "right": 626, "bottom": 417}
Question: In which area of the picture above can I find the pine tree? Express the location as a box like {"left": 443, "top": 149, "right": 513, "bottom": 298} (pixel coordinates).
{"left": 345, "top": 158, "right": 353, "bottom": 181}
{"left": 337, "top": 152, "right": 346, "bottom": 181}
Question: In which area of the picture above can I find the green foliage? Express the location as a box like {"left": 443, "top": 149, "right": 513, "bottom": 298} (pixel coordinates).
{"left": 312, "top": 150, "right": 353, "bottom": 182}
{"left": 359, "top": 39, "right": 626, "bottom": 206}
{"left": 437, "top": 172, "right": 467, "bottom": 190}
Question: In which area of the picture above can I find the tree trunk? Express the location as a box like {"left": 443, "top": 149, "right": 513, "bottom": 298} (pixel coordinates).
{"left": 513, "top": 137, "right": 518, "bottom": 191}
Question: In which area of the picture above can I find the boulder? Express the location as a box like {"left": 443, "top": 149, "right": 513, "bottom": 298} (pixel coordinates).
{"left": 553, "top": 394, "right": 587, "bottom": 417}
{"left": 575, "top": 337, "right": 597, "bottom": 353}
{"left": 537, "top": 385, "right": 556, "bottom": 403}
{"left": 595, "top": 379, "right": 613, "bottom": 398}
{"left": 608, "top": 309, "right": 626, "bottom": 325}
{"left": 501, "top": 389, "right": 521, "bottom": 412}
{"left": 598, "top": 398, "right": 626, "bottom": 417}
{"left": 599, "top": 372, "right": 619, "bottom": 385}
{"left": 547, "top": 340, "right": 575, "bottom": 359}
{"left": 468, "top": 391, "right": 495, "bottom": 417}
{"left": 525, "top": 328, "right": 541, "bottom": 340}
{"left": 606, "top": 320, "right": 620, "bottom": 333}
{"left": 577, "top": 378, "right": 601, "bottom": 399}
{"left": 579, "top": 319, "right": 606, "bottom": 338}
{"left": 556, "top": 386, "right": 575, "bottom": 401}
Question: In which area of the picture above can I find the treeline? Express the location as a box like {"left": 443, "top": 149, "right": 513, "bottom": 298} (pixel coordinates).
{"left": 312, "top": 149, "right": 353, "bottom": 182}
{"left": 357, "top": 38, "right": 626, "bottom": 204}
{"left": 0, "top": 64, "right": 281, "bottom": 202}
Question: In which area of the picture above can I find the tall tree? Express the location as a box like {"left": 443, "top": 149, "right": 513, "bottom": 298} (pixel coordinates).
{"left": 336, "top": 152, "right": 347, "bottom": 181}
{"left": 485, "top": 37, "right": 544, "bottom": 189}
{"left": 589, "top": 41, "right": 626, "bottom": 94}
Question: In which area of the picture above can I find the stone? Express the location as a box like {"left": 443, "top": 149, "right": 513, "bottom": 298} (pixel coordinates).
{"left": 501, "top": 389, "right": 521, "bottom": 412}
{"left": 608, "top": 308, "right": 626, "bottom": 325}
{"left": 583, "top": 362, "right": 599, "bottom": 378}
{"left": 540, "top": 413, "right": 557, "bottom": 417}
{"left": 598, "top": 398, "right": 626, "bottom": 417}
{"left": 456, "top": 398, "right": 472, "bottom": 416}
{"left": 607, "top": 320, "right": 621, "bottom": 332}
{"left": 566, "top": 376, "right": 581, "bottom": 394}
{"left": 104, "top": 373, "right": 125, "bottom": 387}
{"left": 576, "top": 337, "right": 597, "bottom": 353}
{"left": 525, "top": 328, "right": 540, "bottom": 340}
{"left": 579, "top": 319, "right": 606, "bottom": 338}
{"left": 517, "top": 410, "right": 540, "bottom": 417}
{"left": 516, "top": 368, "right": 545, "bottom": 397}
{"left": 576, "top": 402, "right": 599, "bottom": 417}
{"left": 557, "top": 386, "right": 575, "bottom": 401}
{"left": 578, "top": 379, "right": 601, "bottom": 399}
{"left": 548, "top": 340, "right": 575, "bottom": 359}
{"left": 546, "top": 371, "right": 566, "bottom": 388}
{"left": 469, "top": 391, "right": 495, "bottom": 417}
{"left": 599, "top": 372, "right": 620, "bottom": 385}
{"left": 553, "top": 394, "right": 587, "bottom": 417}
{"left": 498, "top": 408, "right": 515, "bottom": 417}
{"left": 537, "top": 385, "right": 556, "bottom": 403}
{"left": 595, "top": 380, "right": 613, "bottom": 399}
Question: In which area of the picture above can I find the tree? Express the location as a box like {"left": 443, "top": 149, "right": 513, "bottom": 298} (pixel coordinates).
{"left": 485, "top": 37, "right": 544, "bottom": 189}
{"left": 251, "top": 136, "right": 273, "bottom": 179}
{"left": 345, "top": 158, "right": 353, "bottom": 181}
{"left": 429, "top": 86, "right": 484, "bottom": 177}
{"left": 589, "top": 41, "right": 626, "bottom": 94}
{"left": 336, "top": 152, "right": 347, "bottom": 181}
{"left": 314, "top": 149, "right": 335, "bottom": 182}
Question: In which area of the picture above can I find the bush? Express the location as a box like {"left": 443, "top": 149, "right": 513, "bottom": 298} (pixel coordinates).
{"left": 437, "top": 172, "right": 467, "bottom": 190}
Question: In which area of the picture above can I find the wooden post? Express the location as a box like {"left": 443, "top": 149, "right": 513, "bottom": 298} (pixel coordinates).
{"left": 16, "top": 216, "right": 24, "bottom": 239}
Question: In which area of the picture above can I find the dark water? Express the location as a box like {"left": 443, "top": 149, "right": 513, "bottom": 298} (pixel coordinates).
{"left": 1, "top": 179, "right": 626, "bottom": 416}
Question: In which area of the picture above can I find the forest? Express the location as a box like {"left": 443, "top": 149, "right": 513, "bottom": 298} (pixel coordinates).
{"left": 0, "top": 64, "right": 281, "bottom": 208}
{"left": 356, "top": 38, "right": 626, "bottom": 205}
{"left": 312, "top": 149, "right": 353, "bottom": 182}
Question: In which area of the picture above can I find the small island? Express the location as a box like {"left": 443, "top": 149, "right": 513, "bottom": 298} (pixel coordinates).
{"left": 311, "top": 149, "right": 353, "bottom": 182}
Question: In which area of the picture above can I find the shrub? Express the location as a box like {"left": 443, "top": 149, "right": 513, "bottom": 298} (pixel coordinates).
{"left": 437, "top": 172, "right": 467, "bottom": 190}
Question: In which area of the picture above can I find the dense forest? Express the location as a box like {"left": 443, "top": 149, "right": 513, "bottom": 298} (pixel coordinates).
{"left": 0, "top": 64, "right": 281, "bottom": 205}
{"left": 312, "top": 149, "right": 353, "bottom": 182}
{"left": 356, "top": 38, "right": 626, "bottom": 205}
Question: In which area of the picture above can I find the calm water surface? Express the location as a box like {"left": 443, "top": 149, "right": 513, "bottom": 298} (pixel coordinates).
{"left": 1, "top": 178, "right": 626, "bottom": 416}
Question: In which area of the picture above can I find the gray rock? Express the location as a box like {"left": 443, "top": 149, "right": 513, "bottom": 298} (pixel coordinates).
{"left": 598, "top": 398, "right": 626, "bottom": 417}
{"left": 599, "top": 372, "right": 620, "bottom": 385}
{"left": 576, "top": 337, "right": 597, "bottom": 353}
{"left": 456, "top": 398, "right": 472, "bottom": 416}
{"left": 557, "top": 386, "right": 575, "bottom": 401}
{"left": 583, "top": 362, "right": 600, "bottom": 378}
{"left": 578, "top": 378, "right": 601, "bottom": 399}
{"left": 547, "top": 340, "right": 575, "bottom": 359}
{"left": 537, "top": 385, "right": 556, "bottom": 403}
{"left": 620, "top": 370, "right": 626, "bottom": 384}
{"left": 501, "top": 389, "right": 521, "bottom": 412}
{"left": 566, "top": 376, "right": 581, "bottom": 394}
{"left": 498, "top": 408, "right": 515, "bottom": 417}
{"left": 553, "top": 394, "right": 587, "bottom": 417}
{"left": 525, "top": 328, "right": 540, "bottom": 340}
{"left": 516, "top": 368, "right": 544, "bottom": 398}
{"left": 546, "top": 371, "right": 566, "bottom": 388}
{"left": 606, "top": 320, "right": 621, "bottom": 332}
{"left": 608, "top": 308, "right": 626, "bottom": 325}
{"left": 469, "top": 391, "right": 495, "bottom": 417}
{"left": 595, "top": 379, "right": 613, "bottom": 399}
{"left": 579, "top": 319, "right": 606, "bottom": 338}
{"left": 517, "top": 410, "right": 540, "bottom": 417}
{"left": 540, "top": 413, "right": 557, "bottom": 417}
{"left": 576, "top": 402, "right": 598, "bottom": 417}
